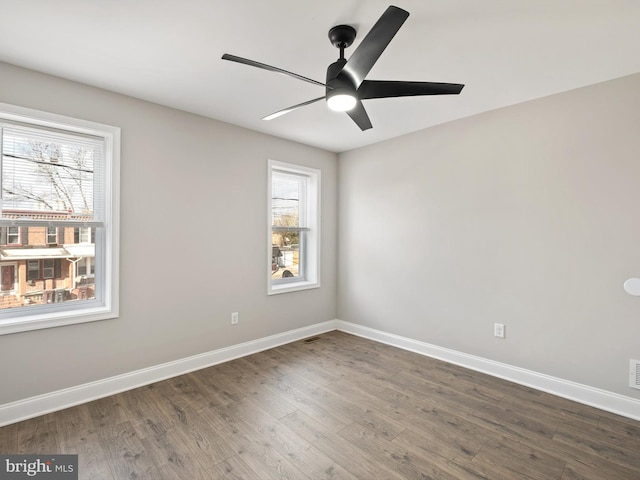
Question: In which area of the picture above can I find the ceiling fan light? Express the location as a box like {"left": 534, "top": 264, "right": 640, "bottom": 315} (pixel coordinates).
{"left": 326, "top": 91, "right": 357, "bottom": 112}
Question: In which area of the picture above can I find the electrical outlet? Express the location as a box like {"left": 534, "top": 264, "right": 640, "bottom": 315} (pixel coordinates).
{"left": 494, "top": 323, "right": 505, "bottom": 338}
{"left": 231, "top": 312, "right": 239, "bottom": 325}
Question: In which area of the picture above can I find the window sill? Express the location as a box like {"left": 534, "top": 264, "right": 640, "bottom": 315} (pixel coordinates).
{"left": 0, "top": 303, "right": 117, "bottom": 335}
{"left": 268, "top": 280, "right": 320, "bottom": 296}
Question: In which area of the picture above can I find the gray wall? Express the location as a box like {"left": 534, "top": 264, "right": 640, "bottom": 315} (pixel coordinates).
{"left": 338, "top": 73, "right": 640, "bottom": 398}
{"left": 0, "top": 62, "right": 338, "bottom": 405}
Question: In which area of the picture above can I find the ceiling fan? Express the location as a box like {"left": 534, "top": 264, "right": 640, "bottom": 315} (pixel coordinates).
{"left": 222, "top": 5, "right": 464, "bottom": 131}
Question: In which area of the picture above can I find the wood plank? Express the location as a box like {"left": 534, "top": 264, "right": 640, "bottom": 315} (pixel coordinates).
{"left": 256, "top": 374, "right": 351, "bottom": 432}
{"left": 471, "top": 436, "right": 566, "bottom": 480}
{"left": 208, "top": 455, "right": 266, "bottom": 480}
{"left": 300, "top": 378, "right": 406, "bottom": 440}
{"left": 392, "top": 413, "right": 485, "bottom": 462}
{"left": 553, "top": 421, "right": 640, "bottom": 471}
{"left": 0, "top": 421, "right": 19, "bottom": 453}
{"left": 596, "top": 410, "right": 640, "bottom": 441}
{"left": 215, "top": 408, "right": 312, "bottom": 480}
{"left": 94, "top": 420, "right": 152, "bottom": 479}
{"left": 224, "top": 360, "right": 299, "bottom": 419}
{"left": 280, "top": 410, "right": 407, "bottom": 480}
{"left": 560, "top": 458, "right": 640, "bottom": 480}
{"left": 232, "top": 396, "right": 360, "bottom": 480}
{"left": 53, "top": 404, "right": 113, "bottom": 480}
{"left": 139, "top": 429, "right": 212, "bottom": 480}
{"left": 119, "top": 384, "right": 176, "bottom": 438}
{"left": 338, "top": 421, "right": 470, "bottom": 480}
{"left": 15, "top": 413, "right": 58, "bottom": 454}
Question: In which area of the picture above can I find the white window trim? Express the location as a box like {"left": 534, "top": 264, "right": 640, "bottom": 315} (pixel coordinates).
{"left": 0, "top": 102, "right": 120, "bottom": 335}
{"left": 267, "top": 159, "right": 320, "bottom": 295}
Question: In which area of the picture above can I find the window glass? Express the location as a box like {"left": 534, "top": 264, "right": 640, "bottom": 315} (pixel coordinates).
{"left": 27, "top": 260, "right": 39, "bottom": 281}
{"left": 7, "top": 227, "right": 20, "bottom": 245}
{"left": 47, "top": 226, "right": 57, "bottom": 244}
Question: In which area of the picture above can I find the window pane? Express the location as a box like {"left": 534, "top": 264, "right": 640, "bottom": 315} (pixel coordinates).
{"left": 77, "top": 258, "right": 87, "bottom": 276}
{"left": 47, "top": 226, "right": 57, "bottom": 244}
{"left": 1, "top": 231, "right": 97, "bottom": 309}
{"left": 7, "top": 227, "right": 20, "bottom": 244}
{"left": 271, "top": 229, "right": 304, "bottom": 281}
{"left": 27, "top": 260, "right": 39, "bottom": 281}
{"left": 42, "top": 258, "right": 54, "bottom": 279}
{"left": 272, "top": 171, "right": 307, "bottom": 228}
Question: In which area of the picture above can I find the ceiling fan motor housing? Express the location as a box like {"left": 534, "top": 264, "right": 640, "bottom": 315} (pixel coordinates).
{"left": 326, "top": 58, "right": 350, "bottom": 89}
{"left": 326, "top": 58, "right": 357, "bottom": 110}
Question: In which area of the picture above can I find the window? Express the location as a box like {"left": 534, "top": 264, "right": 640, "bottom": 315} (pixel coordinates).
{"left": 46, "top": 226, "right": 57, "bottom": 245}
{"left": 74, "top": 227, "right": 92, "bottom": 244}
{"left": 42, "top": 259, "right": 62, "bottom": 279}
{"left": 0, "top": 102, "right": 120, "bottom": 335}
{"left": 76, "top": 257, "right": 94, "bottom": 276}
{"left": 0, "top": 226, "right": 21, "bottom": 245}
{"left": 268, "top": 160, "right": 320, "bottom": 294}
{"left": 27, "top": 260, "right": 40, "bottom": 281}
{"left": 7, "top": 227, "right": 20, "bottom": 244}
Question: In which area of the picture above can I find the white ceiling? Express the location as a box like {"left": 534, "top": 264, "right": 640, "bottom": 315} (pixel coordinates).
{"left": 1, "top": 0, "right": 639, "bottom": 152}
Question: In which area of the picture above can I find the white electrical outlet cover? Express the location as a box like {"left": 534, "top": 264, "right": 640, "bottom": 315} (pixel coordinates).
{"left": 624, "top": 278, "right": 640, "bottom": 296}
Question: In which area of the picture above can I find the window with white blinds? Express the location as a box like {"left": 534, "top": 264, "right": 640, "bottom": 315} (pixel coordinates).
{"left": 0, "top": 102, "right": 119, "bottom": 335}
{"left": 0, "top": 124, "right": 104, "bottom": 224}
{"left": 268, "top": 160, "right": 320, "bottom": 295}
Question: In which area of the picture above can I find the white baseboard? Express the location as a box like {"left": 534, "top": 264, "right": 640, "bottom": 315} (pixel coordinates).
{"left": 335, "top": 320, "right": 640, "bottom": 421}
{"left": 0, "top": 320, "right": 337, "bottom": 427}
{"left": 2, "top": 318, "right": 639, "bottom": 427}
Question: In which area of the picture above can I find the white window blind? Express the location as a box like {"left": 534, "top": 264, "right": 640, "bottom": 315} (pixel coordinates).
{"left": 272, "top": 170, "right": 308, "bottom": 229}
{"left": 0, "top": 123, "right": 105, "bottom": 227}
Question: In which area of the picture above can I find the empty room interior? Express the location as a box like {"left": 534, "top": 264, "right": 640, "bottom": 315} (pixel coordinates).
{"left": 1, "top": 1, "right": 640, "bottom": 479}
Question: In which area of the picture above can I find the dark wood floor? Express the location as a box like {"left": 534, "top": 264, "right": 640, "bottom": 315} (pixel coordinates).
{"left": 1, "top": 331, "right": 640, "bottom": 479}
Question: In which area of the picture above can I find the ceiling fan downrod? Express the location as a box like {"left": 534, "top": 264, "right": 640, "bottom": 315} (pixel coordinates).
{"left": 328, "top": 25, "right": 356, "bottom": 61}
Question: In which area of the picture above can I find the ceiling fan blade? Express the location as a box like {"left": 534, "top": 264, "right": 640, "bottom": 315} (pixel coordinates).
{"left": 339, "top": 6, "right": 409, "bottom": 89}
{"left": 222, "top": 54, "right": 326, "bottom": 88}
{"left": 346, "top": 100, "right": 373, "bottom": 131}
{"left": 262, "top": 96, "right": 325, "bottom": 121}
{"left": 359, "top": 80, "right": 465, "bottom": 99}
